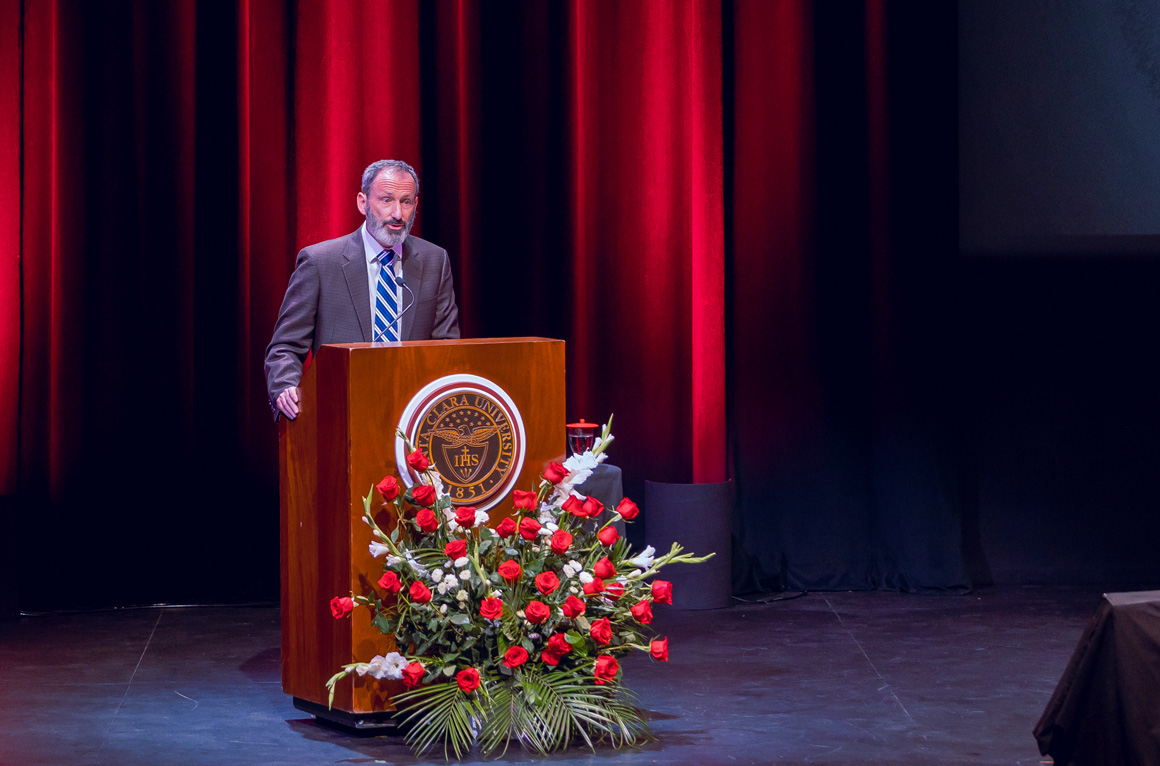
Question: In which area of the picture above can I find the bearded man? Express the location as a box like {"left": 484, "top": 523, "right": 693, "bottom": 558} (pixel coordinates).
{"left": 264, "top": 159, "right": 460, "bottom": 420}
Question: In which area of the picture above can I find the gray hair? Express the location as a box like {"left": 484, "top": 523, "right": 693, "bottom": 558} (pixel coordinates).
{"left": 361, "top": 159, "right": 420, "bottom": 196}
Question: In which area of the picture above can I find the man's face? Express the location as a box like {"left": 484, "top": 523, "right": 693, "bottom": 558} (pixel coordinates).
{"left": 357, "top": 169, "right": 417, "bottom": 249}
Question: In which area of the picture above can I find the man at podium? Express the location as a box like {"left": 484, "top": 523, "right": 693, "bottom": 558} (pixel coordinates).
{"left": 264, "top": 159, "right": 460, "bottom": 420}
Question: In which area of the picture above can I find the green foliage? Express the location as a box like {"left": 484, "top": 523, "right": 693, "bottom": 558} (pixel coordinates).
{"left": 395, "top": 669, "right": 651, "bottom": 758}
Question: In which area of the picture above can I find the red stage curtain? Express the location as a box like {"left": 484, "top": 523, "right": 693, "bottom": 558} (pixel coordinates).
{"left": 567, "top": 0, "right": 726, "bottom": 484}
{"left": 4, "top": 1, "right": 966, "bottom": 607}
{"left": 0, "top": 0, "right": 20, "bottom": 496}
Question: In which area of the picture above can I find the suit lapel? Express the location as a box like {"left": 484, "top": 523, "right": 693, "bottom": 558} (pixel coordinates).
{"left": 341, "top": 229, "right": 373, "bottom": 342}
{"left": 401, "top": 239, "right": 423, "bottom": 340}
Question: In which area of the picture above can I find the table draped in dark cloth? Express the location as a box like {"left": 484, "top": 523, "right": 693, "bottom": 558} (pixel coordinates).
{"left": 1034, "top": 590, "right": 1160, "bottom": 766}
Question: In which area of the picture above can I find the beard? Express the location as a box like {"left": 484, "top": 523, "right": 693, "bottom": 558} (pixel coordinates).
{"left": 367, "top": 209, "right": 414, "bottom": 249}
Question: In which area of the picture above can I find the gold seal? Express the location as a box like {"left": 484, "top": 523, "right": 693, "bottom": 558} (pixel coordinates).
{"left": 415, "top": 392, "right": 516, "bottom": 505}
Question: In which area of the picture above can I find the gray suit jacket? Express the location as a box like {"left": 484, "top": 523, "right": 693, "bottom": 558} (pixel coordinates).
{"left": 263, "top": 228, "right": 460, "bottom": 415}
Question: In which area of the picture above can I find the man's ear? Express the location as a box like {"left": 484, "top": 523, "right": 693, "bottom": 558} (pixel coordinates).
{"left": 356, "top": 191, "right": 367, "bottom": 215}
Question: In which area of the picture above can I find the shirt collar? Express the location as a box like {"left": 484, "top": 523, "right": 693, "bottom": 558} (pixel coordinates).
{"left": 360, "top": 221, "right": 402, "bottom": 264}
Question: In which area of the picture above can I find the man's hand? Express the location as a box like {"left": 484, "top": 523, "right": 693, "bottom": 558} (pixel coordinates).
{"left": 276, "top": 387, "right": 301, "bottom": 420}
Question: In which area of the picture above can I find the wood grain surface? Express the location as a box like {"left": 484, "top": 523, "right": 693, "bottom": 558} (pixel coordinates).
{"left": 280, "top": 338, "right": 565, "bottom": 713}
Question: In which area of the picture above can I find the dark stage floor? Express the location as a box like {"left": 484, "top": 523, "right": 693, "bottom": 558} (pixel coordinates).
{"left": 0, "top": 586, "right": 1107, "bottom": 765}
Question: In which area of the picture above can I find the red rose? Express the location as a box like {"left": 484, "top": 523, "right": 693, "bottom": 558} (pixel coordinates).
{"left": 562, "top": 495, "right": 586, "bottom": 517}
{"left": 594, "top": 556, "right": 616, "bottom": 580}
{"left": 543, "top": 461, "right": 568, "bottom": 484}
{"left": 408, "top": 580, "right": 432, "bottom": 604}
{"left": 582, "top": 578, "right": 605, "bottom": 596}
{"left": 524, "top": 600, "right": 551, "bottom": 624}
{"left": 549, "top": 529, "right": 573, "bottom": 556}
{"left": 540, "top": 649, "right": 561, "bottom": 666}
{"left": 377, "top": 571, "right": 402, "bottom": 594}
{"left": 402, "top": 661, "right": 425, "bottom": 689}
{"left": 518, "top": 517, "right": 541, "bottom": 540}
{"left": 605, "top": 582, "right": 625, "bottom": 600}
{"left": 455, "top": 505, "right": 477, "bottom": 528}
{"left": 582, "top": 497, "right": 604, "bottom": 518}
{"left": 562, "top": 595, "right": 587, "bottom": 618}
{"left": 547, "top": 633, "right": 572, "bottom": 656}
{"left": 616, "top": 497, "right": 640, "bottom": 520}
{"left": 651, "top": 579, "right": 673, "bottom": 604}
{"left": 411, "top": 485, "right": 437, "bottom": 508}
{"left": 330, "top": 596, "right": 354, "bottom": 619}
{"left": 479, "top": 597, "right": 504, "bottom": 620}
{"left": 415, "top": 508, "right": 438, "bottom": 532}
{"left": 589, "top": 617, "right": 612, "bottom": 645}
{"left": 512, "top": 489, "right": 538, "bottom": 510}
{"left": 376, "top": 475, "right": 400, "bottom": 501}
{"left": 650, "top": 637, "right": 669, "bottom": 661}
{"left": 406, "top": 449, "right": 430, "bottom": 472}
{"left": 594, "top": 655, "right": 619, "bottom": 685}
{"left": 503, "top": 646, "right": 529, "bottom": 668}
{"left": 495, "top": 516, "right": 518, "bottom": 537}
{"left": 498, "top": 560, "right": 522, "bottom": 583}
{"left": 534, "top": 571, "right": 560, "bottom": 595}
{"left": 444, "top": 539, "right": 467, "bottom": 559}
{"left": 456, "top": 667, "right": 481, "bottom": 693}
{"left": 630, "top": 599, "right": 653, "bottom": 624}
{"left": 597, "top": 526, "right": 619, "bottom": 546}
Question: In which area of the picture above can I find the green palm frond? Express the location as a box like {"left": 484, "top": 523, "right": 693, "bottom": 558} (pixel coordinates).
{"left": 394, "top": 682, "right": 482, "bottom": 759}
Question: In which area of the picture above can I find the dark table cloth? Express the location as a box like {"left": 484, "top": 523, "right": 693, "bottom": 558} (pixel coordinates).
{"left": 1035, "top": 590, "right": 1160, "bottom": 766}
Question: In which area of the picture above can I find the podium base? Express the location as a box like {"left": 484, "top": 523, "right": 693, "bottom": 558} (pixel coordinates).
{"left": 293, "top": 697, "right": 400, "bottom": 731}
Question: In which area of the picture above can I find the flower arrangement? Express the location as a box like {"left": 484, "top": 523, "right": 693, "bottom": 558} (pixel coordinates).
{"left": 325, "top": 418, "right": 712, "bottom": 757}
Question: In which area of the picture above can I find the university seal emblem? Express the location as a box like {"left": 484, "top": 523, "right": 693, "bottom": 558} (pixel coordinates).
{"left": 395, "top": 374, "right": 526, "bottom": 511}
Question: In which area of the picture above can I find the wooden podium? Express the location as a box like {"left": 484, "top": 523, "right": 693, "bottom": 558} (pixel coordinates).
{"left": 279, "top": 337, "right": 565, "bottom": 727}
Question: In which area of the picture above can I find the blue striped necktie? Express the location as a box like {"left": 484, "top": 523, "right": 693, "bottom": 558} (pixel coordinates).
{"left": 374, "top": 249, "right": 399, "bottom": 342}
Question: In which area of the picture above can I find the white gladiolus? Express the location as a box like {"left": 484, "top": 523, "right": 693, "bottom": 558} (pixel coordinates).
{"left": 628, "top": 545, "right": 656, "bottom": 569}
{"left": 579, "top": 572, "right": 594, "bottom": 584}
{"left": 386, "top": 554, "right": 404, "bottom": 567}
{"left": 363, "top": 652, "right": 408, "bottom": 681}
{"left": 369, "top": 542, "right": 391, "bottom": 558}
{"left": 627, "top": 569, "right": 644, "bottom": 579}
{"left": 474, "top": 510, "right": 490, "bottom": 526}
{"left": 562, "top": 560, "right": 583, "bottom": 579}
{"left": 454, "top": 556, "right": 469, "bottom": 568}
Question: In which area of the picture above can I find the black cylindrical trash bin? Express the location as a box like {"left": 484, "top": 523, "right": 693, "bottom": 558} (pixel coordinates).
{"left": 644, "top": 479, "right": 733, "bottom": 610}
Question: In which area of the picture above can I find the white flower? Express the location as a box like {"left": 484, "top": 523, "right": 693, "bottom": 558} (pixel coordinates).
{"left": 531, "top": 545, "right": 541, "bottom": 553}
{"left": 569, "top": 585, "right": 579, "bottom": 594}
{"left": 405, "top": 555, "right": 428, "bottom": 576}
{"left": 456, "top": 589, "right": 468, "bottom": 601}
{"left": 537, "top": 526, "right": 552, "bottom": 537}
{"left": 454, "top": 556, "right": 469, "bottom": 568}
{"left": 579, "top": 572, "right": 594, "bottom": 584}
{"left": 628, "top": 545, "right": 656, "bottom": 569}
{"left": 369, "top": 542, "right": 391, "bottom": 558}
{"left": 489, "top": 589, "right": 502, "bottom": 599}
{"left": 431, "top": 569, "right": 444, "bottom": 583}
{"left": 428, "top": 470, "right": 446, "bottom": 498}
{"left": 562, "top": 560, "right": 583, "bottom": 579}
{"left": 440, "top": 604, "right": 448, "bottom": 614}
{"left": 459, "top": 570, "right": 472, "bottom": 581}
{"left": 528, "top": 633, "right": 540, "bottom": 640}
{"left": 437, "top": 581, "right": 450, "bottom": 595}
{"left": 444, "top": 559, "right": 453, "bottom": 569}
{"left": 386, "top": 554, "right": 404, "bottom": 567}
{"left": 474, "top": 509, "right": 490, "bottom": 526}
{"left": 627, "top": 569, "right": 644, "bottom": 579}
{"left": 442, "top": 508, "right": 457, "bottom": 523}
{"left": 364, "top": 652, "right": 408, "bottom": 681}
{"left": 447, "top": 520, "right": 461, "bottom": 533}
{"left": 443, "top": 571, "right": 459, "bottom": 584}
{"left": 516, "top": 610, "right": 525, "bottom": 618}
